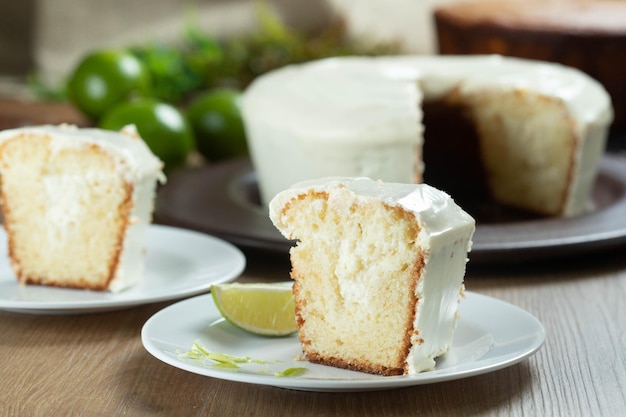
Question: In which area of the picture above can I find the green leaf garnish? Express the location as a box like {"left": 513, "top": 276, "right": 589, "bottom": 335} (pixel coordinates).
{"left": 275, "top": 367, "right": 307, "bottom": 378}
{"left": 178, "top": 342, "right": 307, "bottom": 377}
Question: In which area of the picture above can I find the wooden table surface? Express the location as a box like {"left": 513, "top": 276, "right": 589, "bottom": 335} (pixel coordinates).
{"left": 1, "top": 245, "right": 625, "bottom": 417}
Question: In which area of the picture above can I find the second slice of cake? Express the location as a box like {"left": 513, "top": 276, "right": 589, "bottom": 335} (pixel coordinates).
{"left": 0, "top": 124, "right": 164, "bottom": 292}
{"left": 269, "top": 177, "right": 475, "bottom": 376}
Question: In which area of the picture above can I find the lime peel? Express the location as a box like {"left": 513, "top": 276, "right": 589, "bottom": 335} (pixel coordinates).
{"left": 275, "top": 367, "right": 307, "bottom": 378}
{"left": 179, "top": 342, "right": 307, "bottom": 377}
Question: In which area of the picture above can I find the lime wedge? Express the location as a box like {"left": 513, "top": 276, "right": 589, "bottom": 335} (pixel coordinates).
{"left": 211, "top": 282, "right": 297, "bottom": 337}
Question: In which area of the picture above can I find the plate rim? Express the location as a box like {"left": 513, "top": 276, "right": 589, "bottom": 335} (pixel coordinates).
{"left": 141, "top": 291, "right": 546, "bottom": 392}
{"left": 155, "top": 154, "right": 626, "bottom": 263}
{"left": 0, "top": 224, "right": 246, "bottom": 314}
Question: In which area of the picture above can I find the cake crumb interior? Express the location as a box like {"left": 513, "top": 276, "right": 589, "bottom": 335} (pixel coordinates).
{"left": 281, "top": 189, "right": 421, "bottom": 375}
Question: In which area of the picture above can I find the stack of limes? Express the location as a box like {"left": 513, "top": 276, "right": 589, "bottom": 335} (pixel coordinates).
{"left": 67, "top": 49, "right": 248, "bottom": 171}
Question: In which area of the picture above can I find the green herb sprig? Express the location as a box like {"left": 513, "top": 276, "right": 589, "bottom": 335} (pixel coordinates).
{"left": 179, "top": 342, "right": 307, "bottom": 377}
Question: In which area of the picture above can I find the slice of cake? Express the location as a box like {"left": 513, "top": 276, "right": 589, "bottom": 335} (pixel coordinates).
{"left": 0, "top": 124, "right": 164, "bottom": 292}
{"left": 269, "top": 177, "right": 475, "bottom": 375}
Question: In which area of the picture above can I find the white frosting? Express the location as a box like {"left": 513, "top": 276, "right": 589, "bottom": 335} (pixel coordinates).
{"left": 269, "top": 177, "right": 475, "bottom": 374}
{"left": 0, "top": 124, "right": 164, "bottom": 292}
{"left": 243, "top": 59, "right": 423, "bottom": 205}
{"left": 0, "top": 124, "right": 164, "bottom": 183}
{"left": 243, "top": 54, "right": 613, "bottom": 213}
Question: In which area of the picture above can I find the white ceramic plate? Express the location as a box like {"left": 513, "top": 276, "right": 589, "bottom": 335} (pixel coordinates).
{"left": 0, "top": 225, "right": 245, "bottom": 314}
{"left": 142, "top": 291, "right": 545, "bottom": 392}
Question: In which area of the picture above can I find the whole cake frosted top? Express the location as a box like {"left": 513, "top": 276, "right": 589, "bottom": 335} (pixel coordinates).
{"left": 243, "top": 54, "right": 613, "bottom": 142}
{"left": 244, "top": 59, "right": 422, "bottom": 145}
{"left": 0, "top": 124, "right": 164, "bottom": 182}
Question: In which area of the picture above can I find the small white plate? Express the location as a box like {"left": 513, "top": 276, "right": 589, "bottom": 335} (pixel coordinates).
{"left": 0, "top": 225, "right": 245, "bottom": 314}
{"left": 142, "top": 291, "right": 545, "bottom": 392}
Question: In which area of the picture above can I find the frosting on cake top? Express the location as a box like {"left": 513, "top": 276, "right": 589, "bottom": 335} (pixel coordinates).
{"left": 0, "top": 124, "right": 164, "bottom": 183}
{"left": 270, "top": 176, "right": 475, "bottom": 245}
{"left": 243, "top": 55, "right": 613, "bottom": 204}
{"left": 244, "top": 54, "right": 612, "bottom": 140}
{"left": 244, "top": 59, "right": 423, "bottom": 145}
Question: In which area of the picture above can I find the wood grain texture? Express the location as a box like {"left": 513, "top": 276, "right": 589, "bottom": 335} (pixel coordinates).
{"left": 1, "top": 248, "right": 625, "bottom": 417}
{"left": 0, "top": 98, "right": 88, "bottom": 131}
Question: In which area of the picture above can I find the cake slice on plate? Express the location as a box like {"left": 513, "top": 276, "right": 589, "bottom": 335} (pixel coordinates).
{"left": 270, "top": 177, "right": 475, "bottom": 375}
{"left": 0, "top": 124, "right": 164, "bottom": 292}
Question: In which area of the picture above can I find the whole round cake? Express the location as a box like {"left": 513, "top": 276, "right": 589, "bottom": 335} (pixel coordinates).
{"left": 434, "top": 0, "right": 626, "bottom": 128}
{"left": 242, "top": 55, "right": 613, "bottom": 218}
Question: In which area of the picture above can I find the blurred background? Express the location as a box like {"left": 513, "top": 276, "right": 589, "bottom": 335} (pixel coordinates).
{"left": 0, "top": 0, "right": 456, "bottom": 93}
{"left": 0, "top": 0, "right": 624, "bottom": 159}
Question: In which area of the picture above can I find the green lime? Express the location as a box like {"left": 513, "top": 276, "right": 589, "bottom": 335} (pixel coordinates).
{"left": 98, "top": 99, "right": 195, "bottom": 170}
{"left": 67, "top": 49, "right": 151, "bottom": 121}
{"left": 186, "top": 88, "right": 248, "bottom": 162}
{"left": 211, "top": 282, "right": 297, "bottom": 337}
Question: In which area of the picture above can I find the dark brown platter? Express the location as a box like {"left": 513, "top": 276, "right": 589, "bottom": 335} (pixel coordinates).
{"left": 155, "top": 155, "right": 626, "bottom": 264}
